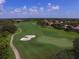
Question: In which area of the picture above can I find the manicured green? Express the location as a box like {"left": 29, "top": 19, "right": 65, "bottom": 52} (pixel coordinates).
{"left": 13, "top": 21, "right": 79, "bottom": 59}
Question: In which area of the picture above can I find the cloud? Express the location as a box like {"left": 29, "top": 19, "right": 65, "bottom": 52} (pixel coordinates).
{"left": 10, "top": 6, "right": 28, "bottom": 15}
{"left": 10, "top": 6, "right": 27, "bottom": 13}
{"left": 29, "top": 9, "right": 39, "bottom": 14}
{"left": 0, "top": 0, "right": 6, "bottom": 13}
{"left": 0, "top": 4, "right": 60, "bottom": 17}
{"left": 52, "top": 5, "right": 60, "bottom": 10}
{"left": 23, "top": 5, "right": 27, "bottom": 10}
{"left": 0, "top": 0, "right": 5, "bottom": 4}
{"left": 48, "top": 5, "right": 60, "bottom": 11}
{"left": 47, "top": 3, "right": 60, "bottom": 12}
{"left": 28, "top": 6, "right": 39, "bottom": 14}
{"left": 14, "top": 8, "right": 22, "bottom": 13}
{"left": 48, "top": 3, "right": 52, "bottom": 6}
{"left": 39, "top": 7, "right": 44, "bottom": 11}
{"left": 9, "top": 5, "right": 60, "bottom": 16}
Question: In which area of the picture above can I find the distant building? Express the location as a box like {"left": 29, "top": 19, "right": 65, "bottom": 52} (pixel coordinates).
{"left": 74, "top": 25, "right": 79, "bottom": 30}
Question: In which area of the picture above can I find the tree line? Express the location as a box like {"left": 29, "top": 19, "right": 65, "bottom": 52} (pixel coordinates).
{"left": 0, "top": 20, "right": 17, "bottom": 59}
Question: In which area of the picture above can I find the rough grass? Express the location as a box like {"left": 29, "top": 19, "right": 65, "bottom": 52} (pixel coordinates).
{"left": 0, "top": 35, "right": 15, "bottom": 59}
{"left": 13, "top": 21, "right": 79, "bottom": 59}
{"left": 8, "top": 35, "right": 15, "bottom": 59}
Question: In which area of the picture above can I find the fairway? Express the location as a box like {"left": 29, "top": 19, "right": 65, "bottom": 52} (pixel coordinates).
{"left": 37, "top": 36, "right": 72, "bottom": 47}
{"left": 13, "top": 21, "right": 79, "bottom": 59}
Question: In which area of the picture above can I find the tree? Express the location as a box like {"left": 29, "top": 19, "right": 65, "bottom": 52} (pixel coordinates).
{"left": 37, "top": 20, "right": 48, "bottom": 26}
{"left": 52, "top": 24, "right": 64, "bottom": 30}
{"left": 64, "top": 25, "right": 75, "bottom": 32}
{"left": 56, "top": 49, "right": 74, "bottom": 59}
{"left": 2, "top": 25, "right": 17, "bottom": 34}
{"left": 73, "top": 37, "right": 79, "bottom": 59}
{"left": 0, "top": 37, "right": 9, "bottom": 59}
{"left": 0, "top": 20, "right": 17, "bottom": 59}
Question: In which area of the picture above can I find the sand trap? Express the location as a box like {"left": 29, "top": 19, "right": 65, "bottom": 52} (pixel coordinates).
{"left": 20, "top": 35, "right": 36, "bottom": 41}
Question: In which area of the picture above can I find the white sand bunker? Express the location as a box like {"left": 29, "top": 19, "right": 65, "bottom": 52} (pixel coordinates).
{"left": 20, "top": 35, "right": 36, "bottom": 41}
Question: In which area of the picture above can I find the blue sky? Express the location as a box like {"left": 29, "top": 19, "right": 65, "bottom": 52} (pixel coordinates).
{"left": 0, "top": 0, "right": 79, "bottom": 18}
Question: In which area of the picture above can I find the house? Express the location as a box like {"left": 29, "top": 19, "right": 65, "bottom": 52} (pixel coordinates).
{"left": 73, "top": 25, "right": 79, "bottom": 32}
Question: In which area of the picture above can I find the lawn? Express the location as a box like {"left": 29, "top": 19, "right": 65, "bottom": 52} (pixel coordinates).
{"left": 8, "top": 35, "right": 15, "bottom": 59}
{"left": 13, "top": 21, "right": 79, "bottom": 59}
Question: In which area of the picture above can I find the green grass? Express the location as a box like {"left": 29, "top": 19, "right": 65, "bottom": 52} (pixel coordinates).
{"left": 37, "top": 36, "right": 73, "bottom": 48}
{"left": 13, "top": 21, "right": 79, "bottom": 59}
{"left": 0, "top": 35, "right": 15, "bottom": 59}
{"left": 8, "top": 48, "right": 15, "bottom": 59}
{"left": 8, "top": 35, "right": 15, "bottom": 59}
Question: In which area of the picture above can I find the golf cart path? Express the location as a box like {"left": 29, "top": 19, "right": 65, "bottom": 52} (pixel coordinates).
{"left": 10, "top": 28, "right": 22, "bottom": 59}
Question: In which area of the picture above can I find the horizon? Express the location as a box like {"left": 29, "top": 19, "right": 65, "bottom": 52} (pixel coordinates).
{"left": 0, "top": 18, "right": 79, "bottom": 20}
{"left": 0, "top": 0, "right": 79, "bottom": 18}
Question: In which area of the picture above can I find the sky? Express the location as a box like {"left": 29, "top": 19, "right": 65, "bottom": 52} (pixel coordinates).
{"left": 0, "top": 0, "right": 79, "bottom": 18}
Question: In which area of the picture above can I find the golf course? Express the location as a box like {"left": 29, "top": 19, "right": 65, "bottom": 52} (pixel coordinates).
{"left": 13, "top": 21, "right": 79, "bottom": 59}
